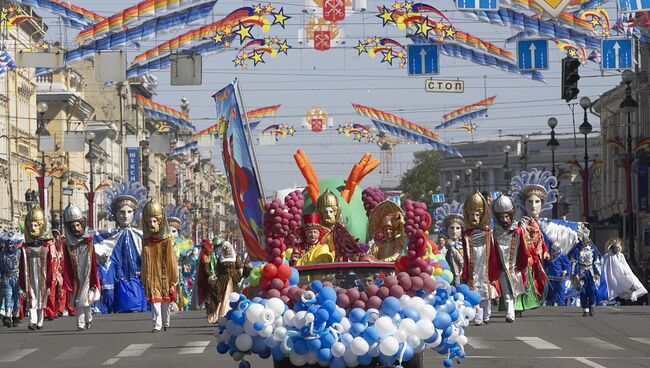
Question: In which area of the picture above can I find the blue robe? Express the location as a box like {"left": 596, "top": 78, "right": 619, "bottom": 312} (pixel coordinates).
{"left": 97, "top": 261, "right": 115, "bottom": 314}
{"left": 569, "top": 242, "right": 601, "bottom": 308}
{"left": 544, "top": 253, "right": 570, "bottom": 306}
{"left": 1, "top": 245, "right": 21, "bottom": 317}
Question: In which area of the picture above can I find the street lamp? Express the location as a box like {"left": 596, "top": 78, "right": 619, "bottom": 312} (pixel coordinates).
{"left": 579, "top": 96, "right": 592, "bottom": 222}
{"left": 503, "top": 145, "right": 511, "bottom": 191}
{"left": 465, "top": 168, "right": 473, "bottom": 193}
{"left": 475, "top": 160, "right": 483, "bottom": 193}
{"left": 85, "top": 131, "right": 97, "bottom": 229}
{"left": 36, "top": 102, "right": 49, "bottom": 210}
{"left": 453, "top": 174, "right": 461, "bottom": 201}
{"left": 520, "top": 135, "right": 529, "bottom": 170}
{"left": 620, "top": 69, "right": 638, "bottom": 266}
{"left": 547, "top": 117, "right": 560, "bottom": 218}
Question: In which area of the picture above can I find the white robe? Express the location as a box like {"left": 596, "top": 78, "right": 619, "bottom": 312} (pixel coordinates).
{"left": 602, "top": 252, "right": 647, "bottom": 302}
{"left": 464, "top": 230, "right": 497, "bottom": 300}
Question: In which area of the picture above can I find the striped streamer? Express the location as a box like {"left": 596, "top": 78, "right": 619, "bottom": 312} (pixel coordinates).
{"left": 14, "top": 0, "right": 104, "bottom": 29}
{"left": 435, "top": 108, "right": 489, "bottom": 130}
{"left": 442, "top": 96, "right": 496, "bottom": 122}
{"left": 136, "top": 95, "right": 194, "bottom": 131}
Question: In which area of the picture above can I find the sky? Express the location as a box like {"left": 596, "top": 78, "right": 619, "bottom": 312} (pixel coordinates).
{"left": 38, "top": 0, "right": 625, "bottom": 194}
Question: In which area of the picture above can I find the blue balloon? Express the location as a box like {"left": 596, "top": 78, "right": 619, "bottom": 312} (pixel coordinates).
{"left": 349, "top": 308, "right": 366, "bottom": 323}
{"left": 350, "top": 322, "right": 366, "bottom": 337}
{"left": 317, "top": 348, "right": 332, "bottom": 361}
{"left": 465, "top": 290, "right": 481, "bottom": 306}
{"left": 415, "top": 289, "right": 426, "bottom": 297}
{"left": 231, "top": 310, "right": 245, "bottom": 325}
{"left": 442, "top": 326, "right": 453, "bottom": 338}
{"left": 308, "top": 305, "right": 320, "bottom": 315}
{"left": 379, "top": 354, "right": 395, "bottom": 366}
{"left": 316, "top": 308, "right": 330, "bottom": 324}
{"left": 401, "top": 345, "right": 414, "bottom": 362}
{"left": 271, "top": 345, "right": 285, "bottom": 361}
{"left": 443, "top": 358, "right": 453, "bottom": 368}
{"left": 253, "top": 321, "right": 265, "bottom": 331}
{"left": 311, "top": 280, "right": 324, "bottom": 293}
{"left": 322, "top": 299, "right": 337, "bottom": 313}
{"left": 331, "top": 357, "right": 346, "bottom": 368}
{"left": 252, "top": 336, "right": 266, "bottom": 354}
{"left": 363, "top": 326, "right": 379, "bottom": 342}
{"left": 433, "top": 312, "right": 452, "bottom": 330}
{"left": 424, "top": 330, "right": 439, "bottom": 344}
{"left": 289, "top": 268, "right": 299, "bottom": 286}
{"left": 317, "top": 287, "right": 337, "bottom": 303}
{"left": 329, "top": 310, "right": 343, "bottom": 324}
{"left": 380, "top": 296, "right": 401, "bottom": 317}
{"left": 216, "top": 342, "right": 229, "bottom": 354}
{"left": 400, "top": 308, "right": 420, "bottom": 321}
{"left": 259, "top": 348, "right": 271, "bottom": 359}
{"left": 225, "top": 310, "right": 234, "bottom": 319}
{"left": 294, "top": 338, "right": 308, "bottom": 355}
{"left": 450, "top": 309, "right": 459, "bottom": 322}
{"left": 457, "top": 284, "right": 470, "bottom": 294}
{"left": 239, "top": 360, "right": 250, "bottom": 368}
{"left": 252, "top": 297, "right": 263, "bottom": 304}
{"left": 321, "top": 332, "right": 336, "bottom": 348}
{"left": 437, "top": 345, "right": 449, "bottom": 355}
{"left": 307, "top": 338, "right": 322, "bottom": 351}
{"left": 359, "top": 354, "right": 373, "bottom": 365}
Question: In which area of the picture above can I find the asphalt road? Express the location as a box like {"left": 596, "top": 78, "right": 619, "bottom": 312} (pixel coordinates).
{"left": 1, "top": 306, "right": 649, "bottom": 368}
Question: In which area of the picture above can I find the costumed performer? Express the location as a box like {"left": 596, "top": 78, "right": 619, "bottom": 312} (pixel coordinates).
{"left": 492, "top": 195, "right": 528, "bottom": 323}
{"left": 97, "top": 253, "right": 115, "bottom": 314}
{"left": 293, "top": 213, "right": 333, "bottom": 266}
{"left": 435, "top": 201, "right": 464, "bottom": 287}
{"left": 461, "top": 191, "right": 499, "bottom": 326}
{"left": 166, "top": 205, "right": 194, "bottom": 311}
{"left": 1, "top": 228, "right": 23, "bottom": 327}
{"left": 199, "top": 240, "right": 243, "bottom": 322}
{"left": 141, "top": 199, "right": 179, "bottom": 333}
{"left": 544, "top": 246, "right": 571, "bottom": 306}
{"left": 45, "top": 229, "right": 64, "bottom": 320}
{"left": 20, "top": 206, "right": 55, "bottom": 330}
{"left": 601, "top": 237, "right": 647, "bottom": 303}
{"left": 569, "top": 234, "right": 601, "bottom": 317}
{"left": 62, "top": 204, "right": 101, "bottom": 331}
{"left": 95, "top": 181, "right": 147, "bottom": 313}
{"left": 368, "top": 200, "right": 406, "bottom": 262}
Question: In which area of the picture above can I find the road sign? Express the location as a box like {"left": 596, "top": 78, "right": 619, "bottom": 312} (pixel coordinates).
{"left": 407, "top": 44, "right": 439, "bottom": 76}
{"left": 534, "top": 0, "right": 572, "bottom": 17}
{"left": 431, "top": 193, "right": 445, "bottom": 203}
{"left": 602, "top": 39, "right": 633, "bottom": 70}
{"left": 517, "top": 39, "right": 549, "bottom": 71}
{"left": 456, "top": 0, "right": 498, "bottom": 10}
{"left": 619, "top": 0, "right": 650, "bottom": 13}
{"left": 489, "top": 191, "right": 502, "bottom": 201}
{"left": 425, "top": 79, "right": 464, "bottom": 93}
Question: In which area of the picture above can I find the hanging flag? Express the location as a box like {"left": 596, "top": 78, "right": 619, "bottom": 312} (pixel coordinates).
{"left": 0, "top": 50, "right": 16, "bottom": 77}
{"left": 352, "top": 103, "right": 462, "bottom": 157}
{"left": 136, "top": 95, "right": 194, "bottom": 131}
{"left": 214, "top": 81, "right": 266, "bottom": 261}
{"left": 14, "top": 0, "right": 104, "bottom": 28}
{"left": 442, "top": 96, "right": 496, "bottom": 122}
{"left": 435, "top": 108, "right": 489, "bottom": 130}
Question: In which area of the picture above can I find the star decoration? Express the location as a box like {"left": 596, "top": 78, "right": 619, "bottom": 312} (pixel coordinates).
{"left": 272, "top": 8, "right": 291, "bottom": 28}
{"left": 234, "top": 57, "right": 242, "bottom": 66}
{"left": 374, "top": 37, "right": 381, "bottom": 43}
{"left": 404, "top": 1, "right": 413, "bottom": 11}
{"left": 264, "top": 36, "right": 272, "bottom": 45}
{"left": 378, "top": 6, "right": 395, "bottom": 26}
{"left": 435, "top": 21, "right": 445, "bottom": 31}
{"left": 444, "top": 27, "right": 456, "bottom": 39}
{"left": 568, "top": 48, "right": 577, "bottom": 57}
{"left": 366, "top": 37, "right": 374, "bottom": 43}
{"left": 354, "top": 132, "right": 362, "bottom": 141}
{"left": 278, "top": 40, "right": 291, "bottom": 54}
{"left": 223, "top": 26, "right": 232, "bottom": 35}
{"left": 337, "top": 125, "right": 345, "bottom": 134}
{"left": 224, "top": 41, "right": 231, "bottom": 48}
{"left": 392, "top": 1, "right": 403, "bottom": 10}
{"left": 272, "top": 36, "right": 280, "bottom": 44}
{"left": 397, "top": 50, "right": 404, "bottom": 58}
{"left": 42, "top": 42, "right": 50, "bottom": 50}
{"left": 415, "top": 17, "right": 432, "bottom": 36}
{"left": 253, "top": 4, "right": 263, "bottom": 14}
{"left": 355, "top": 40, "right": 368, "bottom": 55}
{"left": 288, "top": 127, "right": 296, "bottom": 136}
{"left": 235, "top": 22, "right": 254, "bottom": 42}
{"left": 251, "top": 51, "right": 265, "bottom": 65}
{"left": 265, "top": 3, "right": 274, "bottom": 13}
{"left": 381, "top": 50, "right": 395, "bottom": 64}
{"left": 213, "top": 33, "right": 223, "bottom": 43}
{"left": 590, "top": 18, "right": 600, "bottom": 26}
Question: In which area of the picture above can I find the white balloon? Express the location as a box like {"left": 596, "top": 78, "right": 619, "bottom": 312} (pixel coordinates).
{"left": 379, "top": 336, "right": 399, "bottom": 356}
{"left": 275, "top": 317, "right": 284, "bottom": 328}
{"left": 399, "top": 318, "right": 417, "bottom": 335}
{"left": 261, "top": 309, "right": 276, "bottom": 324}
{"left": 235, "top": 334, "right": 253, "bottom": 351}
{"left": 289, "top": 352, "right": 307, "bottom": 366}
{"left": 307, "top": 351, "right": 319, "bottom": 365}
{"left": 395, "top": 329, "right": 407, "bottom": 342}
{"left": 350, "top": 337, "right": 370, "bottom": 356}
{"left": 244, "top": 321, "right": 257, "bottom": 336}
{"left": 266, "top": 335, "right": 281, "bottom": 348}
{"left": 415, "top": 320, "right": 434, "bottom": 340}
{"left": 246, "top": 303, "right": 265, "bottom": 322}
{"left": 406, "top": 335, "right": 421, "bottom": 348}
{"left": 374, "top": 316, "right": 396, "bottom": 336}
{"left": 259, "top": 324, "right": 273, "bottom": 338}
{"left": 410, "top": 297, "right": 425, "bottom": 312}
{"left": 399, "top": 295, "right": 412, "bottom": 309}
{"left": 340, "top": 317, "right": 352, "bottom": 332}
{"left": 294, "top": 311, "right": 307, "bottom": 328}
{"left": 332, "top": 342, "right": 346, "bottom": 357}
{"left": 365, "top": 308, "right": 380, "bottom": 324}
{"left": 456, "top": 293, "right": 465, "bottom": 302}
{"left": 274, "top": 326, "right": 287, "bottom": 341}
{"left": 305, "top": 312, "right": 315, "bottom": 324}
{"left": 229, "top": 293, "right": 240, "bottom": 303}
{"left": 343, "top": 350, "right": 359, "bottom": 366}
{"left": 342, "top": 333, "right": 354, "bottom": 347}
{"left": 267, "top": 298, "right": 286, "bottom": 317}
{"left": 426, "top": 330, "right": 442, "bottom": 348}
{"left": 283, "top": 310, "right": 296, "bottom": 327}
{"left": 420, "top": 304, "right": 437, "bottom": 321}
{"left": 457, "top": 335, "right": 468, "bottom": 346}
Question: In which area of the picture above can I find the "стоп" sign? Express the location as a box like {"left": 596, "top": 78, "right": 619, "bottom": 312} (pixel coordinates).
{"left": 425, "top": 79, "right": 464, "bottom": 93}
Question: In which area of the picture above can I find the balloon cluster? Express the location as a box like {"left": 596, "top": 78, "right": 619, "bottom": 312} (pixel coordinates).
{"left": 216, "top": 281, "right": 482, "bottom": 368}
{"left": 263, "top": 199, "right": 292, "bottom": 267}
{"left": 396, "top": 200, "right": 434, "bottom": 275}
{"left": 283, "top": 190, "right": 304, "bottom": 249}
{"left": 361, "top": 187, "right": 385, "bottom": 217}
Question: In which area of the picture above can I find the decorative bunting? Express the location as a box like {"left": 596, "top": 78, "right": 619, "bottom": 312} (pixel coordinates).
{"left": 442, "top": 96, "right": 496, "bottom": 122}
{"left": 261, "top": 123, "right": 295, "bottom": 140}
{"left": 65, "top": 1, "right": 217, "bottom": 64}
{"left": 336, "top": 123, "right": 378, "bottom": 144}
{"left": 356, "top": 37, "right": 407, "bottom": 68}
{"left": 0, "top": 50, "right": 16, "bottom": 77}
{"left": 435, "top": 107, "right": 489, "bottom": 130}
{"left": 233, "top": 37, "right": 291, "bottom": 69}
{"left": 13, "top": 0, "right": 104, "bottom": 29}
{"left": 246, "top": 104, "right": 281, "bottom": 119}
{"left": 136, "top": 95, "right": 194, "bottom": 131}
{"left": 580, "top": 7, "right": 610, "bottom": 38}
{"left": 502, "top": 0, "right": 594, "bottom": 33}
{"left": 352, "top": 103, "right": 463, "bottom": 157}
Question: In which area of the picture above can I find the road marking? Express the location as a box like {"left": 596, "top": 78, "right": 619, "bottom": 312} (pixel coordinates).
{"left": 630, "top": 337, "right": 650, "bottom": 345}
{"left": 0, "top": 348, "right": 38, "bottom": 362}
{"left": 574, "top": 357, "right": 608, "bottom": 368}
{"left": 516, "top": 336, "right": 561, "bottom": 350}
{"left": 466, "top": 337, "right": 492, "bottom": 349}
{"left": 605, "top": 306, "right": 623, "bottom": 312}
{"left": 179, "top": 341, "right": 210, "bottom": 354}
{"left": 102, "top": 358, "right": 120, "bottom": 365}
{"left": 54, "top": 346, "right": 94, "bottom": 360}
{"left": 574, "top": 337, "right": 623, "bottom": 350}
{"left": 116, "top": 343, "right": 153, "bottom": 357}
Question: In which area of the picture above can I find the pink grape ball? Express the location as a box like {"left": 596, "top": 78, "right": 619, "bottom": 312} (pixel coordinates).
{"left": 377, "top": 287, "right": 389, "bottom": 299}
{"left": 347, "top": 288, "right": 360, "bottom": 303}
{"left": 359, "top": 292, "right": 368, "bottom": 302}
{"left": 336, "top": 294, "right": 351, "bottom": 309}
{"left": 422, "top": 277, "right": 437, "bottom": 293}
{"left": 398, "top": 276, "right": 412, "bottom": 290}
{"left": 384, "top": 276, "right": 398, "bottom": 288}
{"left": 271, "top": 278, "right": 284, "bottom": 290}
{"left": 365, "top": 284, "right": 378, "bottom": 297}
{"left": 389, "top": 285, "right": 404, "bottom": 298}
{"left": 408, "top": 267, "right": 421, "bottom": 276}
{"left": 281, "top": 296, "right": 290, "bottom": 305}
{"left": 411, "top": 276, "right": 424, "bottom": 291}
{"left": 367, "top": 296, "right": 382, "bottom": 310}
{"left": 352, "top": 300, "right": 366, "bottom": 310}
{"left": 423, "top": 265, "right": 433, "bottom": 276}
{"left": 272, "top": 257, "right": 283, "bottom": 266}
{"left": 271, "top": 248, "right": 282, "bottom": 257}
{"left": 267, "top": 289, "right": 281, "bottom": 299}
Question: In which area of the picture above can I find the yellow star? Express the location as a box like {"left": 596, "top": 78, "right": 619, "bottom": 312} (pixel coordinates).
{"left": 242, "top": 63, "right": 248, "bottom": 70}
{"left": 568, "top": 48, "right": 577, "bottom": 57}
{"left": 272, "top": 36, "right": 280, "bottom": 44}
{"left": 278, "top": 40, "right": 291, "bottom": 54}
{"left": 213, "top": 33, "right": 223, "bottom": 43}
{"left": 355, "top": 40, "right": 367, "bottom": 55}
{"left": 42, "top": 43, "right": 50, "bottom": 50}
{"left": 397, "top": 50, "right": 404, "bottom": 58}
{"left": 0, "top": 11, "right": 8, "bottom": 22}
{"left": 254, "top": 4, "right": 263, "bottom": 14}
{"left": 415, "top": 17, "right": 432, "bottom": 36}
{"left": 288, "top": 127, "right": 295, "bottom": 136}
{"left": 264, "top": 36, "right": 272, "bottom": 45}
{"left": 399, "top": 61, "right": 406, "bottom": 68}
{"left": 234, "top": 57, "right": 242, "bottom": 66}
{"left": 366, "top": 37, "right": 374, "bottom": 44}
{"left": 435, "top": 21, "right": 444, "bottom": 30}
{"left": 337, "top": 125, "right": 345, "bottom": 134}
{"left": 272, "top": 8, "right": 291, "bottom": 28}
{"left": 393, "top": 1, "right": 403, "bottom": 10}
{"left": 224, "top": 41, "right": 231, "bottom": 48}
{"left": 444, "top": 27, "right": 456, "bottom": 38}
{"left": 378, "top": 6, "right": 395, "bottom": 26}
{"left": 251, "top": 51, "right": 265, "bottom": 65}
{"left": 223, "top": 25, "right": 232, "bottom": 35}
{"left": 374, "top": 37, "right": 381, "bottom": 43}
{"left": 404, "top": 1, "right": 413, "bottom": 11}
{"left": 354, "top": 132, "right": 362, "bottom": 141}
{"left": 242, "top": 52, "right": 249, "bottom": 60}
{"left": 265, "top": 3, "right": 274, "bottom": 13}
{"left": 235, "top": 22, "right": 254, "bottom": 42}
{"left": 381, "top": 50, "right": 395, "bottom": 64}
{"left": 591, "top": 18, "right": 600, "bottom": 26}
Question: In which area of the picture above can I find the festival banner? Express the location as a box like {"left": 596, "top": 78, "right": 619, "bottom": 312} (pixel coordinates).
{"left": 442, "top": 96, "right": 496, "bottom": 121}
{"left": 126, "top": 147, "right": 140, "bottom": 182}
{"left": 214, "top": 81, "right": 266, "bottom": 261}
{"left": 135, "top": 95, "right": 194, "bottom": 130}
{"left": 14, "top": 0, "right": 104, "bottom": 29}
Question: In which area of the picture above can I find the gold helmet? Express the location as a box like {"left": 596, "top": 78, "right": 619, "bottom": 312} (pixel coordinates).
{"left": 463, "top": 191, "right": 490, "bottom": 229}
{"left": 142, "top": 199, "right": 170, "bottom": 239}
{"left": 24, "top": 206, "right": 53, "bottom": 242}
{"left": 315, "top": 190, "right": 340, "bottom": 227}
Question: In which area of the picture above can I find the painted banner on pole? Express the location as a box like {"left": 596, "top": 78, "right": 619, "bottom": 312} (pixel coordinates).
{"left": 126, "top": 147, "right": 139, "bottom": 183}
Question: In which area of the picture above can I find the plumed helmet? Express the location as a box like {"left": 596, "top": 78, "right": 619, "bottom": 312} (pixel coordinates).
{"left": 492, "top": 195, "right": 515, "bottom": 215}
{"left": 63, "top": 203, "right": 85, "bottom": 224}
{"left": 463, "top": 191, "right": 490, "bottom": 229}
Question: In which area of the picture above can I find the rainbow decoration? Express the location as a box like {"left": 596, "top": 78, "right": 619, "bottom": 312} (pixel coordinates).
{"left": 442, "top": 96, "right": 496, "bottom": 122}
{"left": 76, "top": 0, "right": 214, "bottom": 43}
{"left": 246, "top": 104, "right": 281, "bottom": 119}
{"left": 435, "top": 107, "right": 489, "bottom": 131}
{"left": 466, "top": 8, "right": 601, "bottom": 50}
{"left": 136, "top": 95, "right": 194, "bottom": 131}
{"left": 352, "top": 103, "right": 462, "bottom": 158}
{"left": 580, "top": 7, "right": 610, "bottom": 38}
{"left": 13, "top": 0, "right": 104, "bottom": 29}
{"left": 503, "top": 0, "right": 594, "bottom": 33}
{"left": 233, "top": 37, "right": 291, "bottom": 69}
{"left": 261, "top": 123, "right": 295, "bottom": 140}
{"left": 65, "top": 1, "right": 217, "bottom": 64}
{"left": 21, "top": 164, "right": 40, "bottom": 176}
{"left": 460, "top": 122, "right": 478, "bottom": 133}
{"left": 336, "top": 123, "right": 377, "bottom": 144}
{"left": 553, "top": 40, "right": 587, "bottom": 63}
{"left": 356, "top": 37, "right": 408, "bottom": 68}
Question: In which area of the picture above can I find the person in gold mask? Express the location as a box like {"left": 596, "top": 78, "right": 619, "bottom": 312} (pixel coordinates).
{"left": 315, "top": 190, "right": 340, "bottom": 230}
{"left": 367, "top": 200, "right": 406, "bottom": 262}
{"left": 141, "top": 200, "right": 179, "bottom": 333}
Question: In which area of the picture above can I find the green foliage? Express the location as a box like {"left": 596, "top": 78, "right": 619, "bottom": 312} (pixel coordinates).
{"left": 399, "top": 150, "right": 440, "bottom": 202}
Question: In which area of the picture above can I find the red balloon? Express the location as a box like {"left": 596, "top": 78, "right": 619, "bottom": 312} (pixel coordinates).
{"left": 377, "top": 287, "right": 389, "bottom": 299}
{"left": 367, "top": 296, "right": 382, "bottom": 309}
{"left": 411, "top": 276, "right": 424, "bottom": 291}
{"left": 365, "top": 284, "right": 378, "bottom": 297}
{"left": 347, "top": 288, "right": 360, "bottom": 303}
{"left": 271, "top": 277, "right": 284, "bottom": 290}
{"left": 384, "top": 276, "right": 398, "bottom": 288}
{"left": 277, "top": 264, "right": 292, "bottom": 280}
{"left": 336, "top": 294, "right": 351, "bottom": 309}
{"left": 398, "top": 275, "right": 412, "bottom": 290}
{"left": 422, "top": 276, "right": 437, "bottom": 293}
{"left": 263, "top": 263, "right": 278, "bottom": 278}
{"left": 352, "top": 300, "right": 366, "bottom": 309}
{"left": 389, "top": 285, "right": 404, "bottom": 298}
{"left": 359, "top": 291, "right": 368, "bottom": 302}
{"left": 271, "top": 248, "right": 282, "bottom": 257}
{"left": 260, "top": 277, "right": 272, "bottom": 290}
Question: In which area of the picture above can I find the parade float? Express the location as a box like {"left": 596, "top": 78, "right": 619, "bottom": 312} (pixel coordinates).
{"left": 213, "top": 81, "right": 480, "bottom": 368}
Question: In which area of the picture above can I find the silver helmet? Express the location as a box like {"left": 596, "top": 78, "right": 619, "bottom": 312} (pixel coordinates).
{"left": 63, "top": 203, "right": 87, "bottom": 245}
{"left": 63, "top": 203, "right": 85, "bottom": 223}
{"left": 492, "top": 195, "right": 515, "bottom": 215}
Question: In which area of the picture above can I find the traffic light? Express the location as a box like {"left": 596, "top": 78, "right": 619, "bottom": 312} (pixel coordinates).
{"left": 561, "top": 57, "right": 581, "bottom": 102}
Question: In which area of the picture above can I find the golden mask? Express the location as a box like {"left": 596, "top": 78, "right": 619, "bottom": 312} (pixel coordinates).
{"left": 142, "top": 199, "right": 170, "bottom": 239}
{"left": 24, "top": 206, "right": 53, "bottom": 242}
{"left": 464, "top": 191, "right": 490, "bottom": 229}
{"left": 316, "top": 190, "right": 340, "bottom": 228}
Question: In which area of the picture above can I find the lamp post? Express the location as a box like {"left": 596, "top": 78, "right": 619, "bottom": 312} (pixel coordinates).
{"left": 579, "top": 97, "right": 592, "bottom": 222}
{"left": 620, "top": 69, "right": 638, "bottom": 266}
{"left": 503, "top": 145, "right": 511, "bottom": 192}
{"left": 520, "top": 135, "right": 529, "bottom": 171}
{"left": 36, "top": 102, "right": 50, "bottom": 210}
{"left": 475, "top": 161, "right": 483, "bottom": 193}
{"left": 465, "top": 168, "right": 473, "bottom": 193}
{"left": 85, "top": 131, "right": 97, "bottom": 229}
{"left": 547, "top": 117, "right": 560, "bottom": 218}
{"left": 453, "top": 174, "right": 461, "bottom": 201}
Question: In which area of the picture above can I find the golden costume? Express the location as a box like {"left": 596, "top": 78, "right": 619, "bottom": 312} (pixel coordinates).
{"left": 368, "top": 200, "right": 406, "bottom": 262}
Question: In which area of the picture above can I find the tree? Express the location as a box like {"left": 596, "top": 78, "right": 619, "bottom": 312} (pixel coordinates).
{"left": 399, "top": 150, "right": 440, "bottom": 202}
